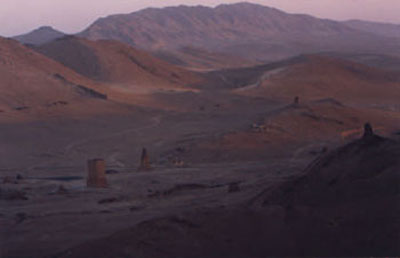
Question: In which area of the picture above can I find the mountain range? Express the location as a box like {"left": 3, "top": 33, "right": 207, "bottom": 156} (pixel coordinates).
{"left": 77, "top": 2, "right": 400, "bottom": 65}
{"left": 9, "top": 2, "right": 400, "bottom": 70}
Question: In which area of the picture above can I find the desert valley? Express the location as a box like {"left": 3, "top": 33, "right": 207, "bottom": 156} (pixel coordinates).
{"left": 1, "top": 2, "right": 400, "bottom": 257}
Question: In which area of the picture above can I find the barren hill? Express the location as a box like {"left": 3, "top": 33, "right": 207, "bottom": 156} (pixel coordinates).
{"left": 34, "top": 36, "right": 202, "bottom": 91}
{"left": 229, "top": 55, "right": 400, "bottom": 108}
{"left": 0, "top": 37, "right": 116, "bottom": 121}
{"left": 79, "top": 2, "right": 400, "bottom": 66}
{"left": 179, "top": 99, "right": 400, "bottom": 163}
{"left": 319, "top": 52, "right": 400, "bottom": 71}
{"left": 13, "top": 26, "right": 65, "bottom": 46}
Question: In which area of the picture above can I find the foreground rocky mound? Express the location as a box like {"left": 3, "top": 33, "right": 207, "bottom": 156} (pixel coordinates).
{"left": 250, "top": 125, "right": 400, "bottom": 255}
{"left": 259, "top": 124, "right": 400, "bottom": 207}
{"left": 58, "top": 126, "right": 400, "bottom": 257}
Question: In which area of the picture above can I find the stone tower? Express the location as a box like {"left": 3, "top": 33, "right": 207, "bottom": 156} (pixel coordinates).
{"left": 87, "top": 159, "right": 108, "bottom": 188}
{"left": 294, "top": 96, "right": 299, "bottom": 105}
{"left": 363, "top": 123, "right": 374, "bottom": 138}
{"left": 139, "top": 148, "right": 151, "bottom": 171}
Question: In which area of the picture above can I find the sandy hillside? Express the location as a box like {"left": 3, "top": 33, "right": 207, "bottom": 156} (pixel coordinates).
{"left": 234, "top": 55, "right": 400, "bottom": 108}
{"left": 34, "top": 37, "right": 203, "bottom": 92}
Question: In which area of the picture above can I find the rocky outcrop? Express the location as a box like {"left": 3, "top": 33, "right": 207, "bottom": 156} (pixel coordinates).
{"left": 75, "top": 85, "right": 107, "bottom": 100}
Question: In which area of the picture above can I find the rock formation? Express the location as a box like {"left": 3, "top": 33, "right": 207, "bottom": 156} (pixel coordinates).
{"left": 87, "top": 159, "right": 108, "bottom": 188}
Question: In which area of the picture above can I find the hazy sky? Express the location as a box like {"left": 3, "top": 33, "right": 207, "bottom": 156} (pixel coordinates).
{"left": 1, "top": 0, "right": 400, "bottom": 37}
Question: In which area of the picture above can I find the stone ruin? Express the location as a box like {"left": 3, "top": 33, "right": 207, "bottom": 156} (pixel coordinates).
{"left": 228, "top": 182, "right": 241, "bottom": 193}
{"left": 0, "top": 187, "right": 28, "bottom": 201}
{"left": 139, "top": 148, "right": 151, "bottom": 171}
{"left": 172, "top": 158, "right": 185, "bottom": 168}
{"left": 56, "top": 185, "right": 68, "bottom": 194}
{"left": 87, "top": 159, "right": 108, "bottom": 188}
{"left": 251, "top": 123, "right": 266, "bottom": 133}
{"left": 363, "top": 123, "right": 374, "bottom": 138}
{"left": 2, "top": 176, "right": 15, "bottom": 184}
{"left": 2, "top": 174, "right": 24, "bottom": 184}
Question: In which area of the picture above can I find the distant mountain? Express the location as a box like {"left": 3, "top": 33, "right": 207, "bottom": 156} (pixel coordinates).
{"left": 13, "top": 26, "right": 65, "bottom": 45}
{"left": 79, "top": 2, "right": 400, "bottom": 66}
{"left": 343, "top": 20, "right": 400, "bottom": 39}
{"left": 33, "top": 36, "right": 202, "bottom": 90}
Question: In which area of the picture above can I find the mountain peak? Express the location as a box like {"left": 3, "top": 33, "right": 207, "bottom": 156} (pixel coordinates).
{"left": 215, "top": 2, "right": 278, "bottom": 10}
{"left": 13, "top": 26, "right": 65, "bottom": 46}
{"left": 36, "top": 26, "right": 56, "bottom": 31}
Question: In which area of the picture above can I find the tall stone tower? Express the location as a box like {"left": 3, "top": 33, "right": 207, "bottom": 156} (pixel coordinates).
{"left": 87, "top": 159, "right": 108, "bottom": 188}
{"left": 139, "top": 148, "right": 151, "bottom": 171}
{"left": 294, "top": 96, "right": 299, "bottom": 105}
{"left": 363, "top": 123, "right": 374, "bottom": 138}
